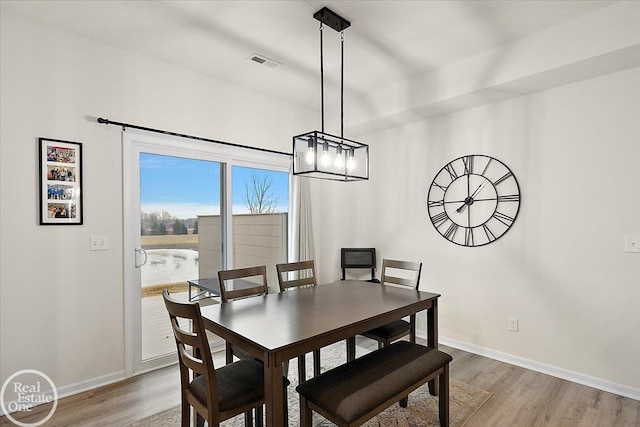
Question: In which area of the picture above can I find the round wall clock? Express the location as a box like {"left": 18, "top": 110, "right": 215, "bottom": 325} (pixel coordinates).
{"left": 427, "top": 154, "right": 520, "bottom": 247}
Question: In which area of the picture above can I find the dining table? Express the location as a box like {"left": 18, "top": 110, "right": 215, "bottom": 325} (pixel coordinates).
{"left": 199, "top": 279, "right": 440, "bottom": 427}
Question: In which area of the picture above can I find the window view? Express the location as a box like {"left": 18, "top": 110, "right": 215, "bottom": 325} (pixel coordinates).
{"left": 139, "top": 153, "right": 221, "bottom": 360}
{"left": 138, "top": 154, "right": 289, "bottom": 361}
{"left": 231, "top": 166, "right": 289, "bottom": 292}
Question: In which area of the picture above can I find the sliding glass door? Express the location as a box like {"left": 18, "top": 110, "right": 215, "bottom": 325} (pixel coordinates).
{"left": 139, "top": 153, "right": 222, "bottom": 362}
{"left": 124, "top": 130, "right": 290, "bottom": 375}
{"left": 231, "top": 166, "right": 290, "bottom": 293}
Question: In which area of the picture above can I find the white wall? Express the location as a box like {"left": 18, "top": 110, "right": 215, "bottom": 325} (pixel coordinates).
{"left": 311, "top": 67, "right": 640, "bottom": 398}
{"left": 2, "top": 6, "right": 639, "bottom": 405}
{"left": 0, "top": 11, "right": 315, "bottom": 396}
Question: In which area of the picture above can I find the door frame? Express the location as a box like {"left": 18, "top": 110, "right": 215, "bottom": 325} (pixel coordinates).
{"left": 123, "top": 129, "right": 290, "bottom": 376}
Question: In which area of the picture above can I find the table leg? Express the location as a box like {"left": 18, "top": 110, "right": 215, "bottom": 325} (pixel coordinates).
{"left": 427, "top": 299, "right": 439, "bottom": 396}
{"left": 264, "top": 353, "right": 285, "bottom": 427}
{"left": 297, "top": 356, "right": 306, "bottom": 383}
{"left": 313, "top": 349, "right": 321, "bottom": 377}
{"left": 409, "top": 314, "right": 417, "bottom": 343}
{"left": 225, "top": 342, "right": 233, "bottom": 365}
{"left": 346, "top": 337, "right": 356, "bottom": 362}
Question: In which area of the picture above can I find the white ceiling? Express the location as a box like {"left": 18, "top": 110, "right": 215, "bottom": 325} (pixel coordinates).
{"left": 1, "top": 0, "right": 619, "bottom": 113}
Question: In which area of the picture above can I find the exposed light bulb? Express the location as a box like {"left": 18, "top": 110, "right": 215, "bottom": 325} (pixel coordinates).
{"left": 305, "top": 146, "right": 315, "bottom": 165}
{"left": 304, "top": 139, "right": 316, "bottom": 165}
{"left": 334, "top": 146, "right": 345, "bottom": 168}
{"left": 321, "top": 148, "right": 331, "bottom": 167}
{"left": 347, "top": 149, "right": 356, "bottom": 171}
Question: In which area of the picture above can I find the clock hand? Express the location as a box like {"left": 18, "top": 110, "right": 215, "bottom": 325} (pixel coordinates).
{"left": 456, "top": 181, "right": 488, "bottom": 213}
{"left": 456, "top": 198, "right": 472, "bottom": 213}
{"left": 470, "top": 180, "right": 488, "bottom": 198}
{"left": 459, "top": 174, "right": 472, "bottom": 212}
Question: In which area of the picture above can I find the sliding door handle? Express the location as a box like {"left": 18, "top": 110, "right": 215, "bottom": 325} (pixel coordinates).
{"left": 135, "top": 248, "right": 147, "bottom": 268}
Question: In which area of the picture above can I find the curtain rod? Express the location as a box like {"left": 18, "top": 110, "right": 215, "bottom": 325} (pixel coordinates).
{"left": 96, "top": 117, "right": 292, "bottom": 157}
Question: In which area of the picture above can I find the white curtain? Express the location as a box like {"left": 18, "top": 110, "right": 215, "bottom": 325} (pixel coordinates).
{"left": 290, "top": 175, "right": 315, "bottom": 263}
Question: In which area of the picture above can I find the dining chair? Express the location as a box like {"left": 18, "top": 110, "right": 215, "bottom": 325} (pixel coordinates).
{"left": 360, "top": 259, "right": 423, "bottom": 349}
{"left": 276, "top": 260, "right": 321, "bottom": 381}
{"left": 218, "top": 265, "right": 269, "bottom": 303}
{"left": 162, "top": 289, "right": 266, "bottom": 427}
{"left": 218, "top": 265, "right": 269, "bottom": 364}
{"left": 341, "top": 248, "right": 379, "bottom": 282}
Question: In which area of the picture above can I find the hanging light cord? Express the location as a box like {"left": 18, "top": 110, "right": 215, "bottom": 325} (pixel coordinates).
{"left": 320, "top": 23, "right": 325, "bottom": 134}
{"left": 341, "top": 31, "right": 344, "bottom": 139}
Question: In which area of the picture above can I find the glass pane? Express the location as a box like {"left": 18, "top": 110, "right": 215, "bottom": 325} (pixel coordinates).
{"left": 231, "top": 166, "right": 289, "bottom": 292}
{"left": 140, "top": 153, "right": 221, "bottom": 361}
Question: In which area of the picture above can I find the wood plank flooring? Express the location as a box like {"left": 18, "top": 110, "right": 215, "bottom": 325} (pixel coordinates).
{"left": 447, "top": 347, "right": 639, "bottom": 427}
{"left": 2, "top": 340, "right": 638, "bottom": 426}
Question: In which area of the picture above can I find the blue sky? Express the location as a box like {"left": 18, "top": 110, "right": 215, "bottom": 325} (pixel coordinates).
{"left": 140, "top": 153, "right": 289, "bottom": 218}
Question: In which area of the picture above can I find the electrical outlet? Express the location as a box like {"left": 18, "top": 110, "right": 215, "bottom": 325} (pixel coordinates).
{"left": 509, "top": 317, "right": 519, "bottom": 332}
{"left": 90, "top": 235, "right": 109, "bottom": 251}
{"left": 625, "top": 235, "right": 640, "bottom": 253}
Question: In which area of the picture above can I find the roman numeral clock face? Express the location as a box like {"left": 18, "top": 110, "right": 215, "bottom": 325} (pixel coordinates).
{"left": 427, "top": 155, "right": 521, "bottom": 247}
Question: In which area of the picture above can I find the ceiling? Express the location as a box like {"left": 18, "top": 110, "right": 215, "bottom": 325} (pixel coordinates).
{"left": 1, "top": 0, "right": 618, "bottom": 114}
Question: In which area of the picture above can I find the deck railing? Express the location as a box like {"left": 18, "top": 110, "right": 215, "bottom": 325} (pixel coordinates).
{"left": 198, "top": 213, "right": 288, "bottom": 291}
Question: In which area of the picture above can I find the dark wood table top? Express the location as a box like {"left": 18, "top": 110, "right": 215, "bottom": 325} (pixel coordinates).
{"left": 199, "top": 280, "right": 440, "bottom": 358}
{"left": 200, "top": 279, "right": 440, "bottom": 427}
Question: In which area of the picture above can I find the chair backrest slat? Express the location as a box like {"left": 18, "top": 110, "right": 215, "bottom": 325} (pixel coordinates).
{"left": 179, "top": 345, "right": 207, "bottom": 376}
{"left": 217, "top": 266, "right": 269, "bottom": 302}
{"left": 380, "top": 259, "right": 422, "bottom": 290}
{"left": 170, "top": 317, "right": 200, "bottom": 347}
{"left": 280, "top": 277, "right": 315, "bottom": 289}
{"left": 276, "top": 260, "right": 317, "bottom": 292}
{"left": 382, "top": 275, "right": 417, "bottom": 287}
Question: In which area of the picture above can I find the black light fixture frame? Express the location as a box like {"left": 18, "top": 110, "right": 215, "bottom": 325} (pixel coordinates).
{"left": 313, "top": 7, "right": 351, "bottom": 32}
{"left": 293, "top": 7, "right": 369, "bottom": 182}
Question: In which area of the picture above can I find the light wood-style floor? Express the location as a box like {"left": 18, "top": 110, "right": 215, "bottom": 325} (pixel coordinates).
{"left": 2, "top": 337, "right": 637, "bottom": 427}
{"left": 448, "top": 346, "right": 639, "bottom": 427}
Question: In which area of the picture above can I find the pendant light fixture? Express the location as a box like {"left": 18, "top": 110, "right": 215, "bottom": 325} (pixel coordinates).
{"left": 293, "top": 7, "right": 369, "bottom": 181}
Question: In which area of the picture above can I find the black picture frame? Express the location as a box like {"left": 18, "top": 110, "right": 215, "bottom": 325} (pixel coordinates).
{"left": 39, "top": 138, "right": 83, "bottom": 225}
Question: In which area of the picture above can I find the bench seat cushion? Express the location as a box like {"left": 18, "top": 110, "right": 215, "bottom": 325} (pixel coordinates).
{"left": 296, "top": 341, "right": 452, "bottom": 424}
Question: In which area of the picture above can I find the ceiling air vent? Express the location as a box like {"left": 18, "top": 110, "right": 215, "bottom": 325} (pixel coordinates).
{"left": 247, "top": 53, "right": 281, "bottom": 69}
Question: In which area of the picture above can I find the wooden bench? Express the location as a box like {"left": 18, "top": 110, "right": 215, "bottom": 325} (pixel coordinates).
{"left": 295, "top": 341, "right": 452, "bottom": 427}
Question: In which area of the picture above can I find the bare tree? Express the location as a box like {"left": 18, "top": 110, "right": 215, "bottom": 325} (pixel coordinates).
{"left": 245, "top": 174, "right": 277, "bottom": 213}
{"left": 141, "top": 209, "right": 176, "bottom": 234}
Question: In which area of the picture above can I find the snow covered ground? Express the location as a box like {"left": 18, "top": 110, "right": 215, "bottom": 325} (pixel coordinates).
{"left": 141, "top": 249, "right": 198, "bottom": 287}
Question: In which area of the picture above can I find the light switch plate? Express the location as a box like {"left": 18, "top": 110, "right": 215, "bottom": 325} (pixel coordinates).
{"left": 90, "top": 235, "right": 109, "bottom": 251}
{"left": 625, "top": 235, "right": 640, "bottom": 253}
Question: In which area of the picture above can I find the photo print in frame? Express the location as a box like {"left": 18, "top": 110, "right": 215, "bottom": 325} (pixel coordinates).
{"left": 39, "top": 137, "right": 83, "bottom": 225}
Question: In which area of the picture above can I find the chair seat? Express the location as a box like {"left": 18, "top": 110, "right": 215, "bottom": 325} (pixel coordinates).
{"left": 191, "top": 359, "right": 291, "bottom": 413}
{"left": 296, "top": 341, "right": 452, "bottom": 424}
{"left": 190, "top": 359, "right": 265, "bottom": 412}
{"left": 361, "top": 319, "right": 410, "bottom": 341}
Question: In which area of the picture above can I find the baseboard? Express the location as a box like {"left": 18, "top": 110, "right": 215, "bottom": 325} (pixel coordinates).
{"left": 435, "top": 335, "right": 640, "bottom": 401}
{"left": 0, "top": 370, "right": 126, "bottom": 416}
